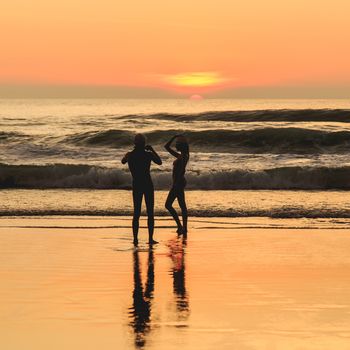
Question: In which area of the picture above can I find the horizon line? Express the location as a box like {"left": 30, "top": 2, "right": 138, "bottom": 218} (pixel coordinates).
{"left": 0, "top": 83, "right": 349, "bottom": 99}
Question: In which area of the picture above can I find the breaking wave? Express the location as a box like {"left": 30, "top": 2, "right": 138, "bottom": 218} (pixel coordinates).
{"left": 64, "top": 127, "right": 350, "bottom": 153}
{"left": 2, "top": 163, "right": 350, "bottom": 190}
{"left": 0, "top": 131, "right": 30, "bottom": 141}
{"left": 138, "top": 108, "right": 350, "bottom": 123}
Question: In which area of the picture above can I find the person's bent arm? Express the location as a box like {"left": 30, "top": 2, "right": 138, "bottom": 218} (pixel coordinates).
{"left": 121, "top": 152, "right": 130, "bottom": 164}
{"left": 145, "top": 145, "right": 162, "bottom": 165}
{"left": 164, "top": 135, "right": 180, "bottom": 158}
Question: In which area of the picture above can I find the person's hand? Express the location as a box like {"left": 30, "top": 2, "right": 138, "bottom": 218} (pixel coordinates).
{"left": 145, "top": 145, "right": 153, "bottom": 151}
{"left": 169, "top": 134, "right": 179, "bottom": 141}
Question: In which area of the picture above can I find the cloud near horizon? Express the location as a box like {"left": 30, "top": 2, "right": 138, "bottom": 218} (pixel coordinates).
{"left": 161, "top": 72, "right": 230, "bottom": 88}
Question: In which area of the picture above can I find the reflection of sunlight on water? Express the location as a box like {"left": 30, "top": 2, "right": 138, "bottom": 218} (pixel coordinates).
{"left": 2, "top": 220, "right": 350, "bottom": 349}
{"left": 123, "top": 225, "right": 350, "bottom": 349}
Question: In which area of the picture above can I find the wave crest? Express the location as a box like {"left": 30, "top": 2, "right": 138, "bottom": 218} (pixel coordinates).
{"left": 0, "top": 131, "right": 29, "bottom": 141}
{"left": 144, "top": 109, "right": 350, "bottom": 123}
{"left": 64, "top": 128, "right": 350, "bottom": 153}
{"left": 2, "top": 163, "right": 350, "bottom": 190}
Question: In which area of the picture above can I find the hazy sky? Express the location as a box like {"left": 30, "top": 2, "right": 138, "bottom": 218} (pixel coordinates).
{"left": 1, "top": 0, "right": 350, "bottom": 97}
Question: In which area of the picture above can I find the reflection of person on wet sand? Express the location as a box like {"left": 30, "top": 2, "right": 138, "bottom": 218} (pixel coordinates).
{"left": 129, "top": 249, "right": 154, "bottom": 348}
{"left": 164, "top": 135, "right": 189, "bottom": 235}
{"left": 168, "top": 237, "right": 190, "bottom": 320}
{"left": 122, "top": 134, "right": 162, "bottom": 245}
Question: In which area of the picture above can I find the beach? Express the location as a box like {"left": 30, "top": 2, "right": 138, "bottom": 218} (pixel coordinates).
{"left": 1, "top": 216, "right": 350, "bottom": 349}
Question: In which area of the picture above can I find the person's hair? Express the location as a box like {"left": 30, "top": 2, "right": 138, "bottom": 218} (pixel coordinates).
{"left": 177, "top": 142, "right": 189, "bottom": 153}
{"left": 176, "top": 136, "right": 190, "bottom": 158}
{"left": 134, "top": 133, "right": 146, "bottom": 148}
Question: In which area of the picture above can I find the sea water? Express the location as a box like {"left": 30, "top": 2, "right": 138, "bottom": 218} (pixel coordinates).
{"left": 1, "top": 98, "right": 350, "bottom": 219}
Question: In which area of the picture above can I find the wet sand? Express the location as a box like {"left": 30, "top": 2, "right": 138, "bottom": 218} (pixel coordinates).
{"left": 1, "top": 217, "right": 350, "bottom": 349}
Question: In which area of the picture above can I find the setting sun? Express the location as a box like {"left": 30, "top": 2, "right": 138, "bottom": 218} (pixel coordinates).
{"left": 190, "top": 94, "right": 203, "bottom": 100}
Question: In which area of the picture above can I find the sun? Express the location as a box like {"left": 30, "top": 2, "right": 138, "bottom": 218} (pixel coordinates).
{"left": 190, "top": 94, "right": 203, "bottom": 100}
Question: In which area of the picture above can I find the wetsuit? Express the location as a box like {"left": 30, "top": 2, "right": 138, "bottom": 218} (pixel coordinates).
{"left": 127, "top": 148, "right": 155, "bottom": 237}
{"left": 172, "top": 156, "right": 187, "bottom": 190}
{"left": 164, "top": 153, "right": 188, "bottom": 235}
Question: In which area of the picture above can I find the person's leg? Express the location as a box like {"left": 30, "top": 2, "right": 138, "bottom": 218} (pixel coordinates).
{"left": 144, "top": 186, "right": 156, "bottom": 244}
{"left": 177, "top": 188, "right": 188, "bottom": 235}
{"left": 165, "top": 187, "right": 183, "bottom": 232}
{"left": 132, "top": 188, "right": 143, "bottom": 245}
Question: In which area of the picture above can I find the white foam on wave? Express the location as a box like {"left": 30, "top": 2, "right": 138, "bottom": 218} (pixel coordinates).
{"left": 2, "top": 163, "right": 350, "bottom": 190}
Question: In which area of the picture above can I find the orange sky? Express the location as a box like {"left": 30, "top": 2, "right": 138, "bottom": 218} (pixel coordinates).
{"left": 1, "top": 0, "right": 350, "bottom": 95}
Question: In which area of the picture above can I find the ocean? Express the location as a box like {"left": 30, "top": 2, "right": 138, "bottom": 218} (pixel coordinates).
{"left": 1, "top": 98, "right": 350, "bottom": 221}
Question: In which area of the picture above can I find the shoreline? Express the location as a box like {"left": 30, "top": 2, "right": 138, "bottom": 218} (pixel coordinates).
{"left": 2, "top": 189, "right": 350, "bottom": 221}
{"left": 1, "top": 215, "right": 350, "bottom": 230}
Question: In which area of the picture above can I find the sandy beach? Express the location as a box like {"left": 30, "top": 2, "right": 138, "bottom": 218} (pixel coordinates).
{"left": 1, "top": 216, "right": 350, "bottom": 349}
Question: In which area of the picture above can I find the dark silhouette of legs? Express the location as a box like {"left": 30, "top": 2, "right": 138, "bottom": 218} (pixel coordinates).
{"left": 165, "top": 186, "right": 187, "bottom": 234}
{"left": 165, "top": 187, "right": 183, "bottom": 232}
{"left": 132, "top": 188, "right": 143, "bottom": 245}
{"left": 144, "top": 187, "right": 156, "bottom": 244}
{"left": 177, "top": 189, "right": 188, "bottom": 235}
{"left": 133, "top": 185, "right": 157, "bottom": 245}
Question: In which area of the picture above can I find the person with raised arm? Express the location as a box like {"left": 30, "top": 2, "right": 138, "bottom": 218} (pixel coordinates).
{"left": 122, "top": 134, "right": 162, "bottom": 245}
{"left": 164, "top": 135, "right": 189, "bottom": 235}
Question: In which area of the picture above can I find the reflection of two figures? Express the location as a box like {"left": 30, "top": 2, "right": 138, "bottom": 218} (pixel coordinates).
{"left": 129, "top": 237, "right": 189, "bottom": 348}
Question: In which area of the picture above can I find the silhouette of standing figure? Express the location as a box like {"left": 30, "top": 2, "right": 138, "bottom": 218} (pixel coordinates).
{"left": 122, "top": 134, "right": 162, "bottom": 245}
{"left": 164, "top": 135, "right": 189, "bottom": 235}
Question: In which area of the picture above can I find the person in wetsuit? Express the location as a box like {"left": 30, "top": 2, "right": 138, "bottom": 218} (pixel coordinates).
{"left": 164, "top": 135, "right": 189, "bottom": 235}
{"left": 122, "top": 134, "right": 162, "bottom": 245}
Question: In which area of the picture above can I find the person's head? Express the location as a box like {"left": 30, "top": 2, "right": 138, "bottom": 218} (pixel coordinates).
{"left": 175, "top": 135, "right": 189, "bottom": 154}
{"left": 134, "top": 133, "right": 146, "bottom": 149}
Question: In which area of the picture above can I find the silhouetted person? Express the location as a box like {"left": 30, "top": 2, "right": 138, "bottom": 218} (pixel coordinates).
{"left": 164, "top": 135, "right": 189, "bottom": 235}
{"left": 122, "top": 134, "right": 162, "bottom": 245}
{"left": 129, "top": 249, "right": 155, "bottom": 348}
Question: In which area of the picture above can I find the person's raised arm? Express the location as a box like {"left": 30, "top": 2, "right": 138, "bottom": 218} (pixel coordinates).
{"left": 145, "top": 145, "right": 162, "bottom": 165}
{"left": 121, "top": 152, "right": 130, "bottom": 164}
{"left": 164, "top": 135, "right": 180, "bottom": 158}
